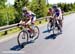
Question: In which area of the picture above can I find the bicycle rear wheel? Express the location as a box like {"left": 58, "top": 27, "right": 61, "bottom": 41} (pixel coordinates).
{"left": 17, "top": 30, "right": 28, "bottom": 46}
{"left": 53, "top": 24, "right": 55, "bottom": 34}
{"left": 32, "top": 26, "right": 39, "bottom": 40}
{"left": 52, "top": 19, "right": 56, "bottom": 34}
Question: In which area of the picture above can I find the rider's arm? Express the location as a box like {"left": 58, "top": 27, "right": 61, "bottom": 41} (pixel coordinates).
{"left": 53, "top": 13, "right": 56, "bottom": 18}
{"left": 26, "top": 11, "right": 34, "bottom": 25}
{"left": 19, "top": 20, "right": 25, "bottom": 25}
{"left": 26, "top": 16, "right": 31, "bottom": 25}
{"left": 19, "top": 20, "right": 23, "bottom": 24}
{"left": 26, "top": 19, "right": 31, "bottom": 25}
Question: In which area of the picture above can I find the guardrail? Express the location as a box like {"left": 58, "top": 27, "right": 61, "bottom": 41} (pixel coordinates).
{"left": 0, "top": 24, "right": 18, "bottom": 32}
{"left": 0, "top": 16, "right": 51, "bottom": 35}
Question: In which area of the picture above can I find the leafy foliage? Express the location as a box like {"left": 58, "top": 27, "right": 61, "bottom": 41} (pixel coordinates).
{"left": 30, "top": 0, "right": 48, "bottom": 18}
{"left": 14, "top": 0, "right": 29, "bottom": 23}
{"left": 0, "top": 0, "right": 75, "bottom": 26}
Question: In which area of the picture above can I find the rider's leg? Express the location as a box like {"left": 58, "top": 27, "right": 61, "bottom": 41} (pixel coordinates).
{"left": 27, "top": 15, "right": 36, "bottom": 33}
{"left": 55, "top": 16, "right": 62, "bottom": 33}
{"left": 27, "top": 25, "right": 33, "bottom": 33}
{"left": 58, "top": 19, "right": 62, "bottom": 33}
{"left": 50, "top": 18, "right": 53, "bottom": 28}
{"left": 29, "top": 16, "right": 36, "bottom": 36}
{"left": 31, "top": 16, "right": 36, "bottom": 29}
{"left": 58, "top": 19, "right": 62, "bottom": 27}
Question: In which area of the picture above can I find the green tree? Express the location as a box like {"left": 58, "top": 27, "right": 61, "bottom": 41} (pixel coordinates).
{"left": 6, "top": 6, "right": 16, "bottom": 25}
{"left": 14, "top": 0, "right": 29, "bottom": 23}
{"left": 0, "top": 6, "right": 15, "bottom": 26}
{"left": 0, "top": 0, "right": 7, "bottom": 26}
{"left": 73, "top": 2, "right": 75, "bottom": 11}
{"left": 0, "top": 0, "right": 6, "bottom": 8}
{"left": 30, "top": 0, "right": 48, "bottom": 18}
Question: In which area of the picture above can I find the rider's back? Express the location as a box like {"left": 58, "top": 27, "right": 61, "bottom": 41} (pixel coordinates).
{"left": 54, "top": 7, "right": 62, "bottom": 20}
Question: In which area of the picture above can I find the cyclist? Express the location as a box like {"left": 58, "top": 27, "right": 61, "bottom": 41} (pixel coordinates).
{"left": 47, "top": 7, "right": 54, "bottom": 28}
{"left": 52, "top": 5, "right": 63, "bottom": 33}
{"left": 48, "top": 7, "right": 53, "bottom": 16}
{"left": 19, "top": 7, "right": 36, "bottom": 35}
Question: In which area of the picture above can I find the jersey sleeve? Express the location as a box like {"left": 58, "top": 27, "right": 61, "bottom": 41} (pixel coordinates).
{"left": 28, "top": 11, "right": 36, "bottom": 16}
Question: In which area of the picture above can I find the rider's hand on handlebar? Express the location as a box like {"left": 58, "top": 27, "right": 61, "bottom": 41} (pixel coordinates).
{"left": 17, "top": 23, "right": 21, "bottom": 27}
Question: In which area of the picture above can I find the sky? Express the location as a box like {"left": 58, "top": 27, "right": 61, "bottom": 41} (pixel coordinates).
{"left": 7, "top": 0, "right": 75, "bottom": 5}
{"left": 48, "top": 0, "right": 75, "bottom": 4}
{"left": 7, "top": 0, "right": 14, "bottom": 5}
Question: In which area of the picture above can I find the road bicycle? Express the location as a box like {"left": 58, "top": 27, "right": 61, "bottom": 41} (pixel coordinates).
{"left": 47, "top": 17, "right": 62, "bottom": 34}
{"left": 17, "top": 24, "right": 39, "bottom": 46}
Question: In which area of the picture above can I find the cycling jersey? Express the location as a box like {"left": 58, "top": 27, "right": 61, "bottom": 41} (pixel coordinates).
{"left": 55, "top": 9, "right": 60, "bottom": 17}
{"left": 53, "top": 7, "right": 62, "bottom": 20}
{"left": 22, "top": 11, "right": 36, "bottom": 24}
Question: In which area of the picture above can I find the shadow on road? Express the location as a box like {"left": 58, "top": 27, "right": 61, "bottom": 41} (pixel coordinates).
{"left": 43, "top": 29, "right": 52, "bottom": 33}
{"left": 45, "top": 33, "right": 62, "bottom": 40}
{"left": 10, "top": 41, "right": 34, "bottom": 51}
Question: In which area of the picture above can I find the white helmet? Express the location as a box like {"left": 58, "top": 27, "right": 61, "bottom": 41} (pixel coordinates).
{"left": 22, "top": 7, "right": 27, "bottom": 11}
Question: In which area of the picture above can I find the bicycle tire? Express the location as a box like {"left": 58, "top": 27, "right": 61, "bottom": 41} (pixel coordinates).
{"left": 17, "top": 30, "right": 28, "bottom": 46}
{"left": 47, "top": 22, "right": 51, "bottom": 31}
{"left": 32, "top": 26, "right": 39, "bottom": 40}
{"left": 52, "top": 19, "right": 56, "bottom": 34}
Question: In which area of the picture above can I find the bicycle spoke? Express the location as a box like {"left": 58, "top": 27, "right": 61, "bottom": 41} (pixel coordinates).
{"left": 17, "top": 31, "right": 28, "bottom": 46}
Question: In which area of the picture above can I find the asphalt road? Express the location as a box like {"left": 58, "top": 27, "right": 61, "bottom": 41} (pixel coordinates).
{"left": 0, "top": 13, "right": 75, "bottom": 54}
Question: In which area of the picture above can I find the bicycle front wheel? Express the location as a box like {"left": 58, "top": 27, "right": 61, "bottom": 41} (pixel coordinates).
{"left": 17, "top": 30, "right": 28, "bottom": 46}
{"left": 47, "top": 22, "right": 51, "bottom": 31}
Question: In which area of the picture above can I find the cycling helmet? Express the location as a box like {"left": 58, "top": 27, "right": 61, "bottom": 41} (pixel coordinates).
{"left": 52, "top": 4, "right": 58, "bottom": 9}
{"left": 49, "top": 7, "right": 52, "bottom": 10}
{"left": 22, "top": 7, "right": 27, "bottom": 12}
